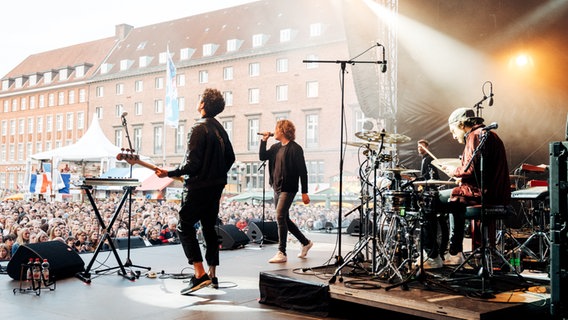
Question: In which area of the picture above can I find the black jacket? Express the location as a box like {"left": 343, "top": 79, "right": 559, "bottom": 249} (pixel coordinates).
{"left": 259, "top": 140, "right": 308, "bottom": 194}
{"left": 168, "top": 117, "right": 235, "bottom": 191}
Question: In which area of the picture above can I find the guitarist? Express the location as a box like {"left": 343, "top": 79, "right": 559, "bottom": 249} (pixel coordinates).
{"left": 155, "top": 88, "right": 235, "bottom": 294}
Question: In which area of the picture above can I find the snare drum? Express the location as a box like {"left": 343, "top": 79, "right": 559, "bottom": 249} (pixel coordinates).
{"left": 382, "top": 191, "right": 412, "bottom": 216}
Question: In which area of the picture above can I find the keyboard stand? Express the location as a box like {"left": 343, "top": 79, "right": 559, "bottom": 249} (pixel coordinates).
{"left": 75, "top": 185, "right": 136, "bottom": 283}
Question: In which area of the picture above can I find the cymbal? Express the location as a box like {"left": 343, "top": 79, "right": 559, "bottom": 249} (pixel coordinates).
{"left": 343, "top": 141, "right": 394, "bottom": 152}
{"left": 354, "top": 131, "right": 411, "bottom": 144}
{"left": 384, "top": 167, "right": 420, "bottom": 174}
{"left": 413, "top": 179, "right": 457, "bottom": 186}
{"left": 431, "top": 158, "right": 461, "bottom": 169}
{"left": 384, "top": 133, "right": 411, "bottom": 144}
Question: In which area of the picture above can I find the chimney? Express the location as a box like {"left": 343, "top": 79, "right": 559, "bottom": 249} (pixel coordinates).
{"left": 115, "top": 24, "right": 134, "bottom": 40}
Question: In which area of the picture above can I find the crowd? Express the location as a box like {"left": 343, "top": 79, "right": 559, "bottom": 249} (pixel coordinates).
{"left": 0, "top": 193, "right": 350, "bottom": 262}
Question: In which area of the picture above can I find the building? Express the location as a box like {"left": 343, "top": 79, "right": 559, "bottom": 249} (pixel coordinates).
{"left": 1, "top": 0, "right": 373, "bottom": 197}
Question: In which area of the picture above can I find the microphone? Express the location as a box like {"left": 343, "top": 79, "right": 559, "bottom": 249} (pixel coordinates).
{"left": 257, "top": 132, "right": 274, "bottom": 137}
{"left": 489, "top": 82, "right": 494, "bottom": 106}
{"left": 482, "top": 122, "right": 498, "bottom": 131}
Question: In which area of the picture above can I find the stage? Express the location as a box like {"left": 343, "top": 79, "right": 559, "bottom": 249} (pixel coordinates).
{"left": 0, "top": 231, "right": 551, "bottom": 320}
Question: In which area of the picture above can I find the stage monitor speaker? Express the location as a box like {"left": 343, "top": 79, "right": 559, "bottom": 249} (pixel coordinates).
{"left": 7, "top": 241, "right": 85, "bottom": 280}
{"left": 246, "top": 221, "right": 279, "bottom": 243}
{"left": 347, "top": 218, "right": 369, "bottom": 235}
{"left": 216, "top": 225, "right": 249, "bottom": 250}
{"left": 113, "top": 236, "right": 148, "bottom": 249}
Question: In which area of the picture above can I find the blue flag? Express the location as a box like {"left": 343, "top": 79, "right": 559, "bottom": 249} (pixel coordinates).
{"left": 165, "top": 47, "right": 179, "bottom": 128}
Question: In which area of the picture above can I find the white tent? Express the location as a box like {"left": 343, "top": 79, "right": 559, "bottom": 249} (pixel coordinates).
{"left": 31, "top": 116, "right": 123, "bottom": 162}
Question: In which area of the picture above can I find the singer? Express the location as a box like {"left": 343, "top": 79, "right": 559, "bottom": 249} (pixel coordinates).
{"left": 436, "top": 107, "right": 510, "bottom": 266}
{"left": 259, "top": 119, "right": 313, "bottom": 263}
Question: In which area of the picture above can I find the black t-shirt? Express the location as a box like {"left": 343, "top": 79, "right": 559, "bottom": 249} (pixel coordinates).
{"left": 273, "top": 145, "right": 287, "bottom": 192}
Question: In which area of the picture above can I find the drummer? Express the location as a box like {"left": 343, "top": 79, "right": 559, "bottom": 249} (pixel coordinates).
{"left": 416, "top": 139, "right": 449, "bottom": 269}
{"left": 438, "top": 107, "right": 511, "bottom": 266}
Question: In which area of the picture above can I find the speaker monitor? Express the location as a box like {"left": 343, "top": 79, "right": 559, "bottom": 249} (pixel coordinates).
{"left": 347, "top": 218, "right": 370, "bottom": 235}
{"left": 216, "top": 225, "right": 250, "bottom": 250}
{"left": 246, "top": 221, "right": 279, "bottom": 243}
{"left": 113, "top": 236, "right": 148, "bottom": 249}
{"left": 7, "top": 241, "right": 85, "bottom": 280}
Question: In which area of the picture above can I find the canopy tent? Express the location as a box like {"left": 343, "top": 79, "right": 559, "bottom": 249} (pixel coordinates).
{"left": 31, "top": 116, "right": 123, "bottom": 162}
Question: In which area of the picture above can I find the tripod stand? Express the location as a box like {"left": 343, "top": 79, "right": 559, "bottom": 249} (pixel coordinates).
{"left": 304, "top": 43, "right": 387, "bottom": 283}
{"left": 99, "top": 113, "right": 151, "bottom": 276}
{"left": 250, "top": 160, "right": 277, "bottom": 247}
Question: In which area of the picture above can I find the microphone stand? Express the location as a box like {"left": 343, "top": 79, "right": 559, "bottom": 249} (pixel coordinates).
{"left": 256, "top": 160, "right": 275, "bottom": 246}
{"left": 304, "top": 44, "right": 387, "bottom": 284}
{"left": 120, "top": 114, "right": 151, "bottom": 275}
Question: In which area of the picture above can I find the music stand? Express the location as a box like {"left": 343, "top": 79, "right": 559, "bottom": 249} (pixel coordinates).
{"left": 303, "top": 43, "right": 387, "bottom": 284}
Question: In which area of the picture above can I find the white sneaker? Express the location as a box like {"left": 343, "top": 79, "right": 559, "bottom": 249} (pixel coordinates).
{"left": 297, "top": 240, "right": 313, "bottom": 258}
{"left": 269, "top": 251, "right": 287, "bottom": 263}
{"left": 422, "top": 256, "right": 443, "bottom": 269}
{"left": 444, "top": 252, "right": 465, "bottom": 266}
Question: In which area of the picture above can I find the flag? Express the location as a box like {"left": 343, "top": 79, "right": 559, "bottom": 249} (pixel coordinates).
{"left": 29, "top": 173, "right": 51, "bottom": 194}
{"left": 165, "top": 46, "right": 179, "bottom": 128}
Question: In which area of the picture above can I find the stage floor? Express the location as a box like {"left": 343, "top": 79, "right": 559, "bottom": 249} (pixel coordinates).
{"left": 0, "top": 231, "right": 552, "bottom": 320}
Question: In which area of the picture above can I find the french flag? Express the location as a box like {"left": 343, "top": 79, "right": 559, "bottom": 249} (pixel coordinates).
{"left": 29, "top": 173, "right": 51, "bottom": 194}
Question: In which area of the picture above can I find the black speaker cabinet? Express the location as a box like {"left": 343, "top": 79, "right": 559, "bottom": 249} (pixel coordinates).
{"left": 113, "top": 236, "right": 148, "bottom": 249}
{"left": 216, "top": 225, "right": 249, "bottom": 250}
{"left": 246, "top": 221, "right": 279, "bottom": 243}
{"left": 7, "top": 241, "right": 85, "bottom": 280}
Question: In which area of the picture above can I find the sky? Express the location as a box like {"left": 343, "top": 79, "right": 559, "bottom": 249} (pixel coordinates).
{"left": 0, "top": 0, "right": 258, "bottom": 77}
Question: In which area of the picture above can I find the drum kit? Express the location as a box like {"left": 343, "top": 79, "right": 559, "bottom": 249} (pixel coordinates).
{"left": 339, "top": 130, "right": 458, "bottom": 283}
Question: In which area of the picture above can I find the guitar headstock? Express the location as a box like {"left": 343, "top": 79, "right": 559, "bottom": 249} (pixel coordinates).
{"left": 116, "top": 149, "right": 140, "bottom": 165}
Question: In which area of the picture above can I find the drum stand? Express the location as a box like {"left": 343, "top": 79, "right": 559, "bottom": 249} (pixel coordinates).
{"left": 514, "top": 203, "right": 550, "bottom": 265}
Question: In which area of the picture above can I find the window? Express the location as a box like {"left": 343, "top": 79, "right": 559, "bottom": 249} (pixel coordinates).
{"left": 68, "top": 90, "right": 75, "bottom": 104}
{"left": 306, "top": 81, "right": 319, "bottom": 98}
{"left": 155, "top": 77, "right": 164, "bottom": 89}
{"left": 307, "top": 160, "right": 325, "bottom": 184}
{"left": 248, "top": 88, "right": 260, "bottom": 104}
{"left": 158, "top": 52, "right": 167, "bottom": 64}
{"left": 177, "top": 74, "right": 185, "bottom": 86}
{"left": 154, "top": 99, "right": 163, "bottom": 113}
{"left": 36, "top": 117, "right": 43, "bottom": 133}
{"left": 96, "top": 86, "right": 104, "bottom": 97}
{"left": 39, "top": 95, "right": 45, "bottom": 108}
{"left": 180, "top": 48, "right": 195, "bottom": 60}
{"left": 310, "top": 23, "right": 323, "bottom": 37}
{"left": 280, "top": 28, "right": 291, "bottom": 42}
{"left": 30, "top": 96, "right": 36, "bottom": 109}
{"left": 77, "top": 112, "right": 84, "bottom": 130}
{"left": 120, "top": 59, "right": 132, "bottom": 71}
{"left": 199, "top": 70, "right": 209, "bottom": 83}
{"left": 276, "top": 58, "right": 288, "bottom": 73}
{"left": 175, "top": 124, "right": 185, "bottom": 154}
{"left": 3, "top": 101, "right": 8, "bottom": 112}
{"left": 66, "top": 113, "right": 74, "bottom": 130}
{"left": 247, "top": 118, "right": 260, "bottom": 150}
{"left": 135, "top": 80, "right": 143, "bottom": 92}
{"left": 114, "top": 129, "right": 123, "bottom": 148}
{"left": 222, "top": 119, "right": 233, "bottom": 141}
{"left": 95, "top": 106, "right": 103, "bottom": 119}
{"left": 306, "top": 114, "right": 319, "bottom": 148}
{"left": 276, "top": 85, "right": 288, "bottom": 102}
{"left": 20, "top": 97, "right": 27, "bottom": 110}
{"left": 223, "top": 91, "right": 233, "bottom": 107}
{"left": 223, "top": 66, "right": 233, "bottom": 80}
{"left": 55, "top": 114, "right": 63, "bottom": 132}
{"left": 18, "top": 119, "right": 24, "bottom": 134}
{"left": 153, "top": 126, "right": 163, "bottom": 154}
{"left": 27, "top": 117, "right": 33, "bottom": 133}
{"left": 116, "top": 83, "right": 124, "bottom": 95}
{"left": 79, "top": 89, "right": 86, "bottom": 102}
{"left": 139, "top": 56, "right": 152, "bottom": 68}
{"left": 227, "top": 39, "right": 238, "bottom": 52}
{"left": 12, "top": 99, "right": 17, "bottom": 112}
{"left": 58, "top": 92, "right": 65, "bottom": 105}
{"left": 306, "top": 54, "right": 319, "bottom": 69}
{"left": 134, "top": 127, "right": 142, "bottom": 153}
{"left": 135, "top": 102, "right": 143, "bottom": 115}
{"left": 76, "top": 65, "right": 85, "bottom": 78}
{"left": 46, "top": 116, "right": 53, "bottom": 133}
{"left": 115, "top": 104, "right": 124, "bottom": 117}
{"left": 249, "top": 62, "right": 260, "bottom": 77}
{"left": 178, "top": 96, "right": 185, "bottom": 112}
{"left": 203, "top": 43, "right": 214, "bottom": 56}
{"left": 9, "top": 120, "right": 16, "bottom": 135}
{"left": 252, "top": 34, "right": 264, "bottom": 48}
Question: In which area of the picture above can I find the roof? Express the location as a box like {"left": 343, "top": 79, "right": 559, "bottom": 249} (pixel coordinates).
{"left": 137, "top": 174, "right": 174, "bottom": 191}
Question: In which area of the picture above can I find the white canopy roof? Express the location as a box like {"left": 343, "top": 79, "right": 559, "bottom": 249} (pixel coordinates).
{"left": 31, "top": 116, "right": 123, "bottom": 161}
